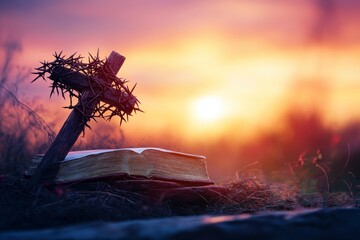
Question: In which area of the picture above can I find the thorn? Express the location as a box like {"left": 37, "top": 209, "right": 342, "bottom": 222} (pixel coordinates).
{"left": 130, "top": 83, "right": 137, "bottom": 94}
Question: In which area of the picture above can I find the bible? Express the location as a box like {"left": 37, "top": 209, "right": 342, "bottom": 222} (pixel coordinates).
{"left": 27, "top": 148, "right": 212, "bottom": 185}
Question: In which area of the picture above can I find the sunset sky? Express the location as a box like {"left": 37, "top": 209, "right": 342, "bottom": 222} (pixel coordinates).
{"left": 1, "top": 0, "right": 360, "bottom": 179}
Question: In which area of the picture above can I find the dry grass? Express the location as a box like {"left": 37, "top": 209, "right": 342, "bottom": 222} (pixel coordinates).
{"left": 0, "top": 174, "right": 358, "bottom": 231}
{"left": 0, "top": 41, "right": 55, "bottom": 174}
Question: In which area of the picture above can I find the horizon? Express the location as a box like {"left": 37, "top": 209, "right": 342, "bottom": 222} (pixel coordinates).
{"left": 1, "top": 0, "right": 360, "bottom": 181}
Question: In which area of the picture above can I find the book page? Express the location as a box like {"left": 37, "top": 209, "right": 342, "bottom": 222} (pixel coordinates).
{"left": 63, "top": 148, "right": 205, "bottom": 161}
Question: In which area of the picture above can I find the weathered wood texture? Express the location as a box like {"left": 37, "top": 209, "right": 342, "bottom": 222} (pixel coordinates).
{"left": 49, "top": 67, "right": 135, "bottom": 114}
{"left": 29, "top": 51, "right": 126, "bottom": 189}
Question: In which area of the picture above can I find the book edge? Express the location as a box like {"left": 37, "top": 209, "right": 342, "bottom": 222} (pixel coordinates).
{"left": 29, "top": 148, "right": 211, "bottom": 184}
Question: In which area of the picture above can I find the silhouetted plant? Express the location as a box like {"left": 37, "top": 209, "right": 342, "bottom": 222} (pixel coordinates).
{"left": 0, "top": 41, "right": 55, "bottom": 174}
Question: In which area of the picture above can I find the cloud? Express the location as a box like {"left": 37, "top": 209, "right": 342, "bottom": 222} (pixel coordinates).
{"left": 1, "top": 0, "right": 360, "bottom": 147}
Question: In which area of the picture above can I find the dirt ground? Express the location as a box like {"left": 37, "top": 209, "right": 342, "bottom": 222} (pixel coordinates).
{"left": 1, "top": 174, "right": 358, "bottom": 232}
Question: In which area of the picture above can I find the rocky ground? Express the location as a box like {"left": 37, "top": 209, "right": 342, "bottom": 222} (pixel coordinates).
{"left": 1, "top": 207, "right": 360, "bottom": 240}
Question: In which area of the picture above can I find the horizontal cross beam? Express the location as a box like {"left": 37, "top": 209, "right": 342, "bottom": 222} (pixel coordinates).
{"left": 50, "top": 66, "right": 137, "bottom": 115}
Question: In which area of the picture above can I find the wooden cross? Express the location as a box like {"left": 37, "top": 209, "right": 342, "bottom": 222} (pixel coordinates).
{"left": 29, "top": 51, "right": 137, "bottom": 189}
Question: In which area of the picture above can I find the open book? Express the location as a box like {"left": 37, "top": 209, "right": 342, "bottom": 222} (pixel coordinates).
{"left": 28, "top": 148, "right": 212, "bottom": 185}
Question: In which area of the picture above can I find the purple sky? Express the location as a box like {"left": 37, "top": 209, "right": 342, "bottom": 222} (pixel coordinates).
{"left": 1, "top": 0, "right": 360, "bottom": 142}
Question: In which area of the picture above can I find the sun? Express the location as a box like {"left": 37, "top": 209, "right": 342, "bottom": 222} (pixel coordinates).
{"left": 191, "top": 95, "right": 226, "bottom": 124}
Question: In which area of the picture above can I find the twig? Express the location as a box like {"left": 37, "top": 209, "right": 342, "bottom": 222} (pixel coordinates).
{"left": 0, "top": 85, "right": 56, "bottom": 142}
{"left": 342, "top": 179, "right": 353, "bottom": 199}
{"left": 315, "top": 163, "right": 330, "bottom": 194}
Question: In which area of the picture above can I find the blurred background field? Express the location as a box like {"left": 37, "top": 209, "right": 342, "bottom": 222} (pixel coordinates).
{"left": 1, "top": 0, "right": 360, "bottom": 195}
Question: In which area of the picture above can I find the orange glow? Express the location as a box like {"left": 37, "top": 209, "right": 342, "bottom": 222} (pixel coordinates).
{"left": 1, "top": 0, "right": 360, "bottom": 181}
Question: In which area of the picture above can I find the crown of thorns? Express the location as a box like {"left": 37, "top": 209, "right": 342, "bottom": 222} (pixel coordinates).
{"left": 32, "top": 51, "right": 141, "bottom": 126}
